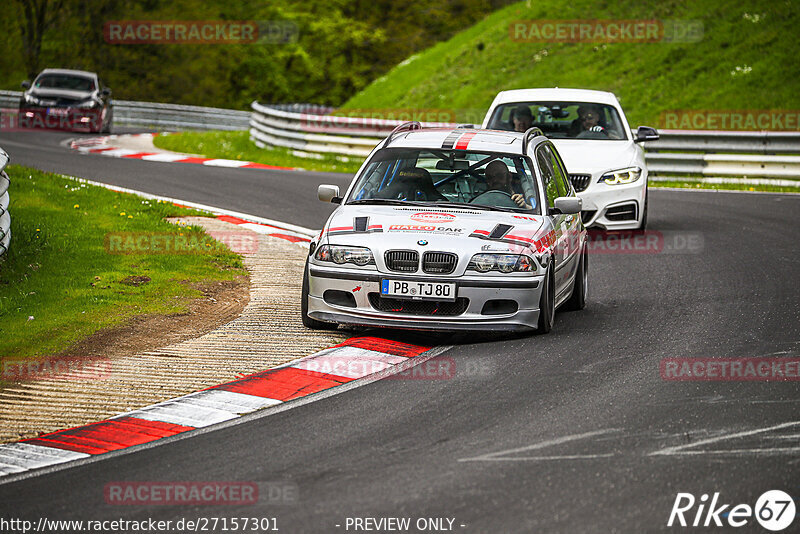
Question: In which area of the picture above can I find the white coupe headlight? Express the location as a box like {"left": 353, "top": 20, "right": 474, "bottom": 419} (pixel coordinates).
{"left": 315, "top": 245, "right": 374, "bottom": 266}
{"left": 600, "top": 166, "right": 641, "bottom": 185}
{"left": 468, "top": 254, "right": 535, "bottom": 273}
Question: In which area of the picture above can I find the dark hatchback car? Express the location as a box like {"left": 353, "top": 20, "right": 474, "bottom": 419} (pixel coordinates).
{"left": 19, "top": 68, "right": 113, "bottom": 133}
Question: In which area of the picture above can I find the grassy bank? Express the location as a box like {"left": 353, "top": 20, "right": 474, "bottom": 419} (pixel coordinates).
{"left": 153, "top": 130, "right": 362, "bottom": 174}
{"left": 0, "top": 166, "right": 246, "bottom": 360}
{"left": 340, "top": 0, "right": 800, "bottom": 128}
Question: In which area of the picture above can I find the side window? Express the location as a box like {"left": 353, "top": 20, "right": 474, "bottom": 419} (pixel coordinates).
{"left": 536, "top": 146, "right": 558, "bottom": 207}
{"left": 546, "top": 144, "right": 570, "bottom": 197}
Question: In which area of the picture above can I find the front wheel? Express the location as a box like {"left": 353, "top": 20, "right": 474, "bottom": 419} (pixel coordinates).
{"left": 301, "top": 258, "right": 338, "bottom": 330}
{"left": 563, "top": 247, "right": 587, "bottom": 311}
{"left": 536, "top": 266, "right": 555, "bottom": 334}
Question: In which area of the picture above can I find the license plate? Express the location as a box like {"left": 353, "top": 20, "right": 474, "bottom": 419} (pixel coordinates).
{"left": 47, "top": 108, "right": 69, "bottom": 116}
{"left": 381, "top": 279, "right": 456, "bottom": 301}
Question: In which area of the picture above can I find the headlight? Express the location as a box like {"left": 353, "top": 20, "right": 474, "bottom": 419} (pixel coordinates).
{"left": 600, "top": 166, "right": 641, "bottom": 185}
{"left": 468, "top": 254, "right": 536, "bottom": 273}
{"left": 24, "top": 94, "right": 40, "bottom": 105}
{"left": 315, "top": 245, "right": 374, "bottom": 266}
{"left": 78, "top": 99, "right": 99, "bottom": 109}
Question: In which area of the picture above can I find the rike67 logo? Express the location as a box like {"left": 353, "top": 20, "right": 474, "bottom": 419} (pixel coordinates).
{"left": 668, "top": 490, "right": 795, "bottom": 531}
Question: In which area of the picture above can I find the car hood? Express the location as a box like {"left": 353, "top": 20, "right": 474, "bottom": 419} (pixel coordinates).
{"left": 320, "top": 205, "right": 550, "bottom": 256}
{"left": 28, "top": 88, "right": 94, "bottom": 101}
{"left": 551, "top": 139, "right": 638, "bottom": 174}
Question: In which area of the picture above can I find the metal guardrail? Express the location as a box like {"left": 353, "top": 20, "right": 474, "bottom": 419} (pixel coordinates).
{"left": 1, "top": 90, "right": 249, "bottom": 131}
{"left": 250, "top": 102, "right": 800, "bottom": 181}
{"left": 643, "top": 129, "right": 800, "bottom": 180}
{"left": 250, "top": 101, "right": 456, "bottom": 158}
{"left": 0, "top": 147, "right": 10, "bottom": 256}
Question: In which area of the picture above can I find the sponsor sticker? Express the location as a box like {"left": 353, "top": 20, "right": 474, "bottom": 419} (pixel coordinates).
{"left": 409, "top": 212, "right": 457, "bottom": 224}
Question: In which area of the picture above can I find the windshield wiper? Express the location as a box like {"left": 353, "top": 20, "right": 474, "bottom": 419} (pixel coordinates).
{"left": 348, "top": 199, "right": 431, "bottom": 206}
{"left": 428, "top": 201, "right": 522, "bottom": 213}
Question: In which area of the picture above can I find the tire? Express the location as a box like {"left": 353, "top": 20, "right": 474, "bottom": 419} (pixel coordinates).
{"left": 536, "top": 266, "right": 555, "bottom": 334}
{"left": 564, "top": 247, "right": 588, "bottom": 311}
{"left": 638, "top": 188, "right": 648, "bottom": 230}
{"left": 301, "top": 258, "right": 338, "bottom": 330}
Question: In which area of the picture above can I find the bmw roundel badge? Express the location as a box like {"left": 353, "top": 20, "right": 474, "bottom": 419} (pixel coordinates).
{"left": 417, "top": 240, "right": 428, "bottom": 246}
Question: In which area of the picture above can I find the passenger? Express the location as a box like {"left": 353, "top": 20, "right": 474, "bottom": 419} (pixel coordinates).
{"left": 510, "top": 105, "right": 534, "bottom": 132}
{"left": 378, "top": 167, "right": 446, "bottom": 201}
{"left": 484, "top": 160, "right": 530, "bottom": 209}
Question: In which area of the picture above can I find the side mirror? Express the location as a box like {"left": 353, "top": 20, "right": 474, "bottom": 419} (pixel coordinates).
{"left": 634, "top": 126, "right": 659, "bottom": 143}
{"left": 551, "top": 196, "right": 582, "bottom": 215}
{"left": 101, "top": 87, "right": 111, "bottom": 96}
{"left": 21, "top": 81, "right": 30, "bottom": 90}
{"left": 318, "top": 184, "right": 341, "bottom": 204}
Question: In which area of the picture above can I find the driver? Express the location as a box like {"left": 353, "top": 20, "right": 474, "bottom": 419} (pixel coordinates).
{"left": 484, "top": 160, "right": 530, "bottom": 209}
{"left": 568, "top": 104, "right": 606, "bottom": 137}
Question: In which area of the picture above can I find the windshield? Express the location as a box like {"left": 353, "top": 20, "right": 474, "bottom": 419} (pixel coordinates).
{"left": 488, "top": 101, "right": 628, "bottom": 140}
{"left": 34, "top": 74, "right": 96, "bottom": 92}
{"left": 346, "top": 148, "right": 541, "bottom": 214}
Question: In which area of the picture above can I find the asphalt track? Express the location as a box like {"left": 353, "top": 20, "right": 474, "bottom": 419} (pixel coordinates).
{"left": 1, "top": 128, "right": 799, "bottom": 533}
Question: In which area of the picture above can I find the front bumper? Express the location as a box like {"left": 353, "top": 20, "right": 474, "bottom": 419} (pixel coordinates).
{"left": 307, "top": 265, "right": 545, "bottom": 332}
{"left": 577, "top": 176, "right": 646, "bottom": 230}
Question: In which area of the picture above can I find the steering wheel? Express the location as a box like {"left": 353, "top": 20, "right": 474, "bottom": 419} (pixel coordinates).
{"left": 470, "top": 190, "right": 519, "bottom": 209}
{"left": 576, "top": 128, "right": 608, "bottom": 139}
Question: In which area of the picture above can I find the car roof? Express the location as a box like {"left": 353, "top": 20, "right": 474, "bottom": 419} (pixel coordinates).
{"left": 491, "top": 87, "right": 621, "bottom": 106}
{"left": 36, "top": 68, "right": 98, "bottom": 79}
{"left": 386, "top": 127, "right": 547, "bottom": 154}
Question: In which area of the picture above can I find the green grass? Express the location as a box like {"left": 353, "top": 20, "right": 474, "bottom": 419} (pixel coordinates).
{"left": 340, "top": 0, "right": 800, "bottom": 128}
{"left": 153, "top": 131, "right": 363, "bottom": 174}
{"left": 0, "top": 166, "right": 246, "bottom": 361}
{"left": 650, "top": 179, "right": 800, "bottom": 193}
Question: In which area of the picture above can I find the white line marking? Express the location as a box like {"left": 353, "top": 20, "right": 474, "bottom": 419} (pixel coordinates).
{"left": 458, "top": 429, "right": 621, "bottom": 462}
{"left": 649, "top": 421, "right": 800, "bottom": 456}
{"left": 654, "top": 447, "right": 800, "bottom": 456}
{"left": 460, "top": 454, "right": 616, "bottom": 462}
{"left": 54, "top": 173, "right": 317, "bottom": 237}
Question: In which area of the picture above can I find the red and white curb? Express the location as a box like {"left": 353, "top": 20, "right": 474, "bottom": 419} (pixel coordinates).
{"left": 0, "top": 337, "right": 436, "bottom": 478}
{"left": 68, "top": 133, "right": 298, "bottom": 171}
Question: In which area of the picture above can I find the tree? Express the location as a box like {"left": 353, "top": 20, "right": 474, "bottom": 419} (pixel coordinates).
{"left": 12, "top": 0, "right": 65, "bottom": 80}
